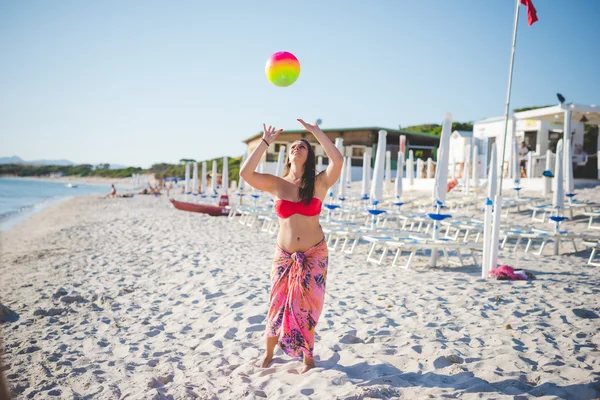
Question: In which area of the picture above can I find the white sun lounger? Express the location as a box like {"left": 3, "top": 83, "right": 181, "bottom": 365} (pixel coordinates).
{"left": 531, "top": 202, "right": 598, "bottom": 222}
{"left": 518, "top": 229, "right": 593, "bottom": 256}
{"left": 583, "top": 240, "right": 600, "bottom": 267}
{"left": 363, "top": 233, "right": 424, "bottom": 264}
{"left": 259, "top": 215, "right": 279, "bottom": 235}
{"left": 584, "top": 211, "right": 600, "bottom": 231}
{"left": 366, "top": 236, "right": 482, "bottom": 269}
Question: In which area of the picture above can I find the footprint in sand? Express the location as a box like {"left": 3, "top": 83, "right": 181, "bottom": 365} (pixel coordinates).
{"left": 247, "top": 315, "right": 264, "bottom": 324}
{"left": 18, "top": 345, "right": 41, "bottom": 354}
{"left": 246, "top": 324, "right": 266, "bottom": 333}
{"left": 259, "top": 367, "right": 277, "bottom": 376}
{"left": 145, "top": 329, "right": 161, "bottom": 337}
{"left": 224, "top": 327, "right": 238, "bottom": 340}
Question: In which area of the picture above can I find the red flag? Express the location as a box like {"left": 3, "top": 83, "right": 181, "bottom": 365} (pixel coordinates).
{"left": 520, "top": 0, "right": 538, "bottom": 25}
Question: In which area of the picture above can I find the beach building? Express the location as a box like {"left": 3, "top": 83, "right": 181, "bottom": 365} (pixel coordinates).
{"left": 473, "top": 104, "right": 600, "bottom": 179}
{"left": 242, "top": 127, "right": 440, "bottom": 180}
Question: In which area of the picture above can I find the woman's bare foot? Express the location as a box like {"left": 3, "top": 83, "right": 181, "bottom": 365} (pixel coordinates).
{"left": 301, "top": 357, "right": 315, "bottom": 374}
{"left": 261, "top": 353, "right": 273, "bottom": 368}
{"left": 261, "top": 336, "right": 279, "bottom": 368}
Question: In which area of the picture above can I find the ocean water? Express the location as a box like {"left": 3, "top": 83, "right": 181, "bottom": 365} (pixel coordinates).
{"left": 0, "top": 178, "right": 110, "bottom": 231}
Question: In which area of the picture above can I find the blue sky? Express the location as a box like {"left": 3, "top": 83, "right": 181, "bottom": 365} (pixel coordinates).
{"left": 1, "top": 0, "right": 599, "bottom": 168}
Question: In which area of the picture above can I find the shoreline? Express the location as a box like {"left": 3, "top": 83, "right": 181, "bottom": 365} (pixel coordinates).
{"left": 0, "top": 177, "right": 142, "bottom": 232}
{"left": 0, "top": 194, "right": 80, "bottom": 232}
{"left": 0, "top": 174, "right": 156, "bottom": 187}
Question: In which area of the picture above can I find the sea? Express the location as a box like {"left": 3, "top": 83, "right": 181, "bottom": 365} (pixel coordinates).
{"left": 0, "top": 178, "right": 111, "bottom": 231}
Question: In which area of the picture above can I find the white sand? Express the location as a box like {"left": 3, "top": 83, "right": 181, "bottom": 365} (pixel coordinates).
{"left": 1, "top": 190, "right": 600, "bottom": 399}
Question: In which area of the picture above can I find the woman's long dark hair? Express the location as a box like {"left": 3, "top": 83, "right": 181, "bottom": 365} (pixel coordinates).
{"left": 283, "top": 139, "right": 316, "bottom": 204}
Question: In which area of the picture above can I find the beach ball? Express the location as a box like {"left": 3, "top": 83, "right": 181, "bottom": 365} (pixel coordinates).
{"left": 265, "top": 51, "right": 300, "bottom": 87}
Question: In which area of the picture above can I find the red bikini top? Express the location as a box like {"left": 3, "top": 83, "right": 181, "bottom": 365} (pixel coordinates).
{"left": 274, "top": 197, "right": 323, "bottom": 218}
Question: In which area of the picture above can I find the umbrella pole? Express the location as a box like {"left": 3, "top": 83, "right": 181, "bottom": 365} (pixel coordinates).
{"left": 370, "top": 201, "right": 378, "bottom": 230}
{"left": 482, "top": 199, "right": 494, "bottom": 278}
{"left": 490, "top": 195, "right": 503, "bottom": 271}
{"left": 430, "top": 204, "right": 441, "bottom": 267}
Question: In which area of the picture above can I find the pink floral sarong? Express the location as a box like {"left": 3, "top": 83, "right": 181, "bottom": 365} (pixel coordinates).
{"left": 265, "top": 238, "right": 328, "bottom": 360}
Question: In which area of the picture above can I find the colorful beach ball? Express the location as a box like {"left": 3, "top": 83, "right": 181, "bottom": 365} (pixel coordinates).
{"left": 265, "top": 51, "right": 300, "bottom": 87}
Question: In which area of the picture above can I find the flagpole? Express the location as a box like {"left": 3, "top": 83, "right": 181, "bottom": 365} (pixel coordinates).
{"left": 498, "top": 0, "right": 521, "bottom": 195}
{"left": 488, "top": 0, "right": 521, "bottom": 274}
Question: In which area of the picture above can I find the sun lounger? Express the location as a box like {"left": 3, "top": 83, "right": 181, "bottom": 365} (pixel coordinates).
{"left": 363, "top": 233, "right": 421, "bottom": 265}
{"left": 584, "top": 211, "right": 600, "bottom": 231}
{"left": 583, "top": 240, "right": 600, "bottom": 267}
{"left": 259, "top": 215, "right": 279, "bottom": 235}
{"left": 366, "top": 236, "right": 482, "bottom": 269}
{"left": 518, "top": 229, "right": 599, "bottom": 256}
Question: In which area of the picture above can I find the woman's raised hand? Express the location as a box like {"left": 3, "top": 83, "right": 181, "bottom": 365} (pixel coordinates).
{"left": 297, "top": 119, "right": 322, "bottom": 135}
{"left": 262, "top": 124, "right": 283, "bottom": 145}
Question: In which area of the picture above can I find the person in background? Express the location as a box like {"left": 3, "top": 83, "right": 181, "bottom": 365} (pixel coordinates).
{"left": 518, "top": 141, "right": 530, "bottom": 177}
{"left": 106, "top": 184, "right": 117, "bottom": 198}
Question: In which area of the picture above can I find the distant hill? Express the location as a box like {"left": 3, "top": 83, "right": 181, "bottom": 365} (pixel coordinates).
{"left": 0, "top": 156, "right": 75, "bottom": 166}
{"left": 0, "top": 156, "right": 24, "bottom": 164}
{"left": 0, "top": 156, "right": 127, "bottom": 169}
{"left": 403, "top": 122, "right": 474, "bottom": 135}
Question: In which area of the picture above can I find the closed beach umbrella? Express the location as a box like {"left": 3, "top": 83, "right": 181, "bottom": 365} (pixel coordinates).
{"left": 222, "top": 157, "right": 229, "bottom": 194}
{"left": 563, "top": 109, "right": 574, "bottom": 201}
{"left": 201, "top": 161, "right": 207, "bottom": 195}
{"left": 361, "top": 152, "right": 370, "bottom": 199}
{"left": 553, "top": 140, "right": 564, "bottom": 210}
{"left": 238, "top": 154, "right": 247, "bottom": 192}
{"left": 564, "top": 140, "right": 574, "bottom": 200}
{"left": 385, "top": 151, "right": 392, "bottom": 185}
{"left": 513, "top": 138, "right": 520, "bottom": 191}
{"left": 416, "top": 159, "right": 424, "bottom": 179}
{"left": 211, "top": 160, "right": 218, "bottom": 194}
{"left": 407, "top": 151, "right": 414, "bottom": 185}
{"left": 426, "top": 158, "right": 433, "bottom": 179}
{"left": 542, "top": 150, "right": 552, "bottom": 198}
{"left": 487, "top": 145, "right": 498, "bottom": 201}
{"left": 395, "top": 151, "right": 404, "bottom": 200}
{"left": 185, "top": 163, "right": 191, "bottom": 194}
{"left": 192, "top": 163, "right": 198, "bottom": 194}
{"left": 433, "top": 113, "right": 452, "bottom": 205}
{"left": 472, "top": 145, "right": 479, "bottom": 190}
{"left": 369, "top": 130, "right": 387, "bottom": 204}
{"left": 345, "top": 156, "right": 352, "bottom": 188}
{"left": 252, "top": 162, "right": 265, "bottom": 193}
{"left": 328, "top": 138, "right": 344, "bottom": 201}
{"left": 430, "top": 113, "right": 452, "bottom": 268}
{"left": 338, "top": 157, "right": 347, "bottom": 200}
{"left": 275, "top": 146, "right": 286, "bottom": 177}
{"left": 482, "top": 143, "right": 498, "bottom": 278}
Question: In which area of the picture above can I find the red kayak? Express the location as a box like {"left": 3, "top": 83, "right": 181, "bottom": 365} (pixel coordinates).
{"left": 170, "top": 197, "right": 230, "bottom": 216}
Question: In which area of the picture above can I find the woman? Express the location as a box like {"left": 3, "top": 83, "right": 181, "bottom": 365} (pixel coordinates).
{"left": 240, "top": 119, "right": 343, "bottom": 373}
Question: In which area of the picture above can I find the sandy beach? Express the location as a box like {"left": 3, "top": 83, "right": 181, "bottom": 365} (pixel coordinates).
{"left": 1, "top": 191, "right": 600, "bottom": 399}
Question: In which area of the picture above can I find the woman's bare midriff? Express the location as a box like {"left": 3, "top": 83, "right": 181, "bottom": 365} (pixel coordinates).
{"left": 276, "top": 214, "right": 324, "bottom": 253}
